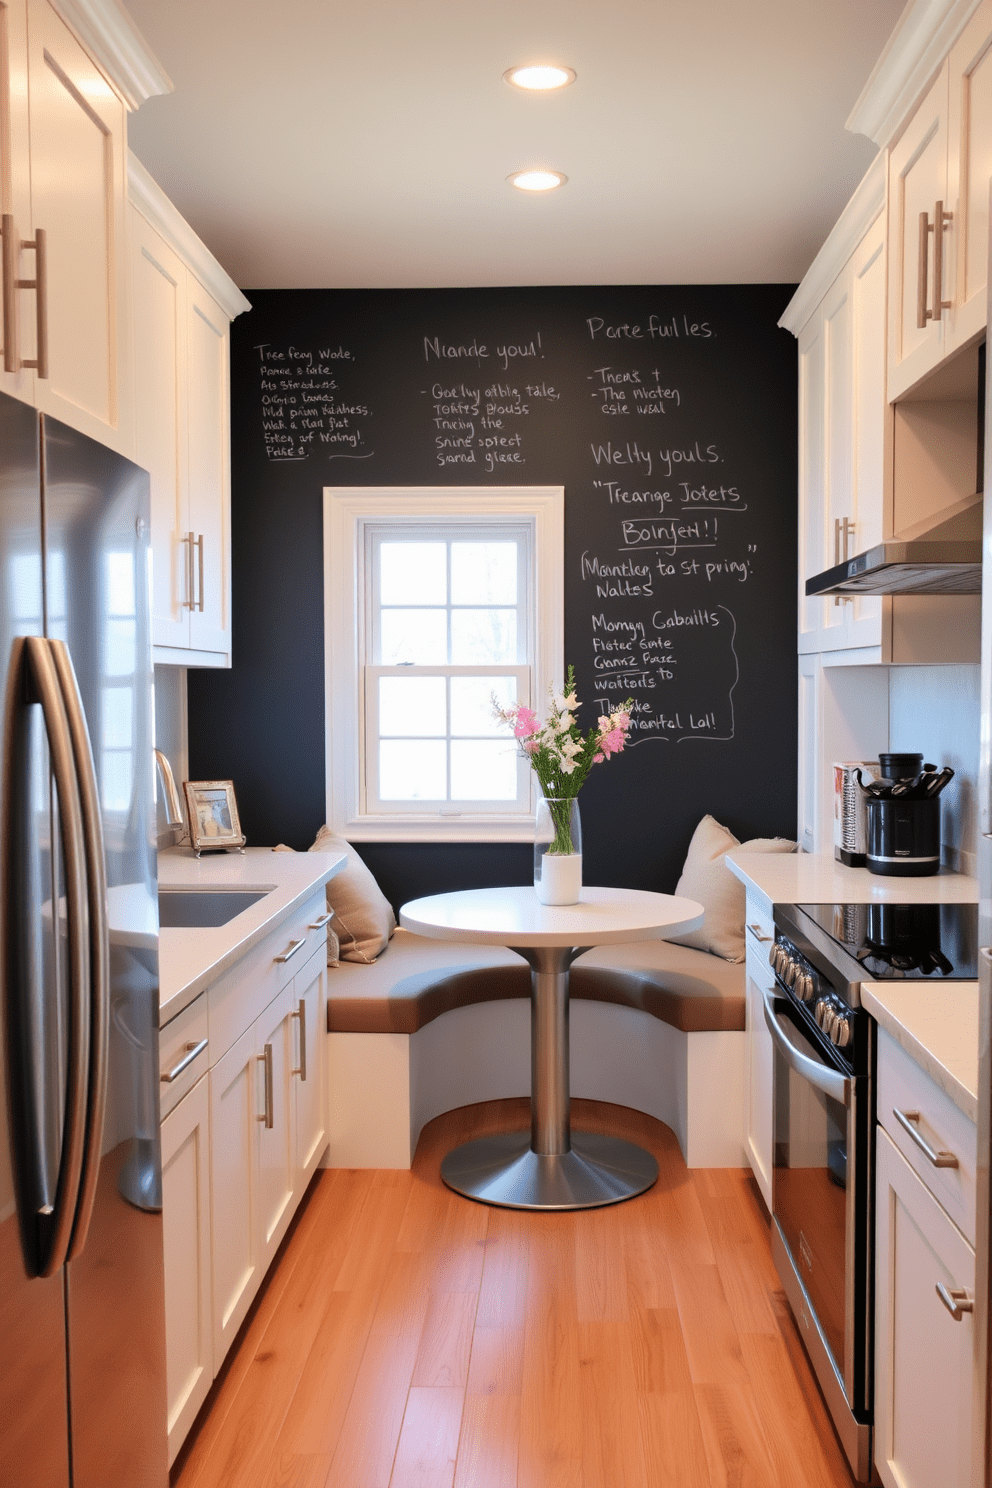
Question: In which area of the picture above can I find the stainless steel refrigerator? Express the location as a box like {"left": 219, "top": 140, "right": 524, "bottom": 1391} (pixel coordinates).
{"left": 0, "top": 390, "right": 167, "bottom": 1485}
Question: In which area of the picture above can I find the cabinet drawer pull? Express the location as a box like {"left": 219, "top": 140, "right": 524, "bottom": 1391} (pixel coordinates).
{"left": 275, "top": 937, "right": 306, "bottom": 964}
{"left": 935, "top": 1282, "right": 973, "bottom": 1321}
{"left": 160, "top": 1038, "right": 208, "bottom": 1084}
{"left": 257, "top": 1044, "right": 273, "bottom": 1127}
{"left": 893, "top": 1107, "right": 959, "bottom": 1168}
{"left": 292, "top": 998, "right": 307, "bottom": 1082}
{"left": 917, "top": 202, "right": 953, "bottom": 329}
{"left": 748, "top": 923, "right": 771, "bottom": 942}
{"left": 183, "top": 532, "right": 195, "bottom": 611}
{"left": 1, "top": 216, "right": 48, "bottom": 377}
{"left": 309, "top": 911, "right": 333, "bottom": 930}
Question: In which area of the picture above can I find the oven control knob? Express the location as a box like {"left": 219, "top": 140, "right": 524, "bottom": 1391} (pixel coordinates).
{"left": 768, "top": 944, "right": 780, "bottom": 971}
{"left": 784, "top": 959, "right": 798, "bottom": 988}
{"left": 796, "top": 972, "right": 813, "bottom": 1003}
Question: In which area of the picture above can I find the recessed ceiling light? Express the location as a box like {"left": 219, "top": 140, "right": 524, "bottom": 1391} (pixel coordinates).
{"left": 503, "top": 64, "right": 576, "bottom": 91}
{"left": 507, "top": 169, "right": 568, "bottom": 192}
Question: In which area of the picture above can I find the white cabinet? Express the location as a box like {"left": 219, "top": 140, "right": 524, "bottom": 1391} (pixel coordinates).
{"left": 208, "top": 940, "right": 327, "bottom": 1369}
{"left": 795, "top": 186, "right": 887, "bottom": 658}
{"left": 129, "top": 157, "right": 250, "bottom": 668}
{"left": 0, "top": 0, "right": 136, "bottom": 453}
{"left": 743, "top": 895, "right": 774, "bottom": 1210}
{"left": 161, "top": 1073, "right": 212, "bottom": 1467}
{"left": 874, "top": 1030, "right": 977, "bottom": 1488}
{"left": 888, "top": 0, "right": 992, "bottom": 399}
{"left": 875, "top": 1127, "right": 975, "bottom": 1488}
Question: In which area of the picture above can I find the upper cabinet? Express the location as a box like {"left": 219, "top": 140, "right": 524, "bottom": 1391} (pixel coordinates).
{"left": 0, "top": 0, "right": 170, "bottom": 454}
{"left": 789, "top": 160, "right": 889, "bottom": 658}
{"left": 888, "top": 0, "right": 992, "bottom": 400}
{"left": 129, "top": 156, "right": 250, "bottom": 668}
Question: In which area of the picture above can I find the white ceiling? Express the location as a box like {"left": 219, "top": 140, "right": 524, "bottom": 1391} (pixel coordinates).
{"left": 123, "top": 0, "right": 907, "bottom": 291}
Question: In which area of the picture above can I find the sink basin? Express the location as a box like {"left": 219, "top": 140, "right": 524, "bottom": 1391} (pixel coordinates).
{"left": 158, "top": 889, "right": 270, "bottom": 928}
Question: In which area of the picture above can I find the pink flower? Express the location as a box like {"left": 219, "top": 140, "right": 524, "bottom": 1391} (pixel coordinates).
{"left": 597, "top": 727, "right": 626, "bottom": 758}
{"left": 512, "top": 706, "right": 539, "bottom": 738}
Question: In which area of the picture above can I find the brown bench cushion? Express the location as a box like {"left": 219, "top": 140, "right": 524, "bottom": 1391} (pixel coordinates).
{"left": 326, "top": 928, "right": 744, "bottom": 1036}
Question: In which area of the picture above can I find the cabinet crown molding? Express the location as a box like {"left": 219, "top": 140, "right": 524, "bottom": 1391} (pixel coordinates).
{"left": 779, "top": 153, "right": 886, "bottom": 336}
{"left": 846, "top": 0, "right": 982, "bottom": 147}
{"left": 128, "top": 154, "right": 251, "bottom": 322}
{"left": 49, "top": 0, "right": 172, "bottom": 110}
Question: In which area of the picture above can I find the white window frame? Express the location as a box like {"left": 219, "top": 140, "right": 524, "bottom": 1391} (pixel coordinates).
{"left": 324, "top": 486, "right": 564, "bottom": 841}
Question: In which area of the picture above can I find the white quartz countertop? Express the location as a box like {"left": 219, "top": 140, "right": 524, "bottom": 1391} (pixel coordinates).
{"left": 725, "top": 850, "right": 977, "bottom": 917}
{"left": 158, "top": 847, "right": 345, "bottom": 1025}
{"left": 861, "top": 981, "right": 979, "bottom": 1122}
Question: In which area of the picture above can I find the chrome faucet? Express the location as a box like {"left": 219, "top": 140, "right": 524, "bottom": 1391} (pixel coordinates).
{"left": 154, "top": 750, "right": 184, "bottom": 829}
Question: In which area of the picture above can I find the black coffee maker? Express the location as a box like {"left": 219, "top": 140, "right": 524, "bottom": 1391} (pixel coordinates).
{"left": 858, "top": 753, "right": 954, "bottom": 877}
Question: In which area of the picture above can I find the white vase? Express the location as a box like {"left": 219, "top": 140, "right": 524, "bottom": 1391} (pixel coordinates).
{"left": 534, "top": 796, "right": 582, "bottom": 905}
{"left": 535, "top": 851, "right": 582, "bottom": 905}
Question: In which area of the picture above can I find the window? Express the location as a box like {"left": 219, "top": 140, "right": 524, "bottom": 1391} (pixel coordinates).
{"left": 325, "top": 487, "right": 563, "bottom": 841}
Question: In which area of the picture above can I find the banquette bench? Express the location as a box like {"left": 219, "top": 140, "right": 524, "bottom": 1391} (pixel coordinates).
{"left": 324, "top": 928, "right": 746, "bottom": 1170}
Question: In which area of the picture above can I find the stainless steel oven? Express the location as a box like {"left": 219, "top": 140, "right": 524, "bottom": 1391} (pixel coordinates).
{"left": 768, "top": 901, "right": 978, "bottom": 1485}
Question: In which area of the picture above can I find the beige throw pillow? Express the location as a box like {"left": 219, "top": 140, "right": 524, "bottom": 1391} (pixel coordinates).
{"left": 309, "top": 825, "right": 396, "bottom": 964}
{"left": 668, "top": 814, "right": 796, "bottom": 962}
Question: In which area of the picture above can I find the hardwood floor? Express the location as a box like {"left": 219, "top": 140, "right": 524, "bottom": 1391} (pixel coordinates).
{"left": 172, "top": 1099, "right": 858, "bottom": 1488}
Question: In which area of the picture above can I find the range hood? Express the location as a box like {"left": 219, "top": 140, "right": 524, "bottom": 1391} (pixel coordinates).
{"left": 805, "top": 496, "right": 983, "bottom": 597}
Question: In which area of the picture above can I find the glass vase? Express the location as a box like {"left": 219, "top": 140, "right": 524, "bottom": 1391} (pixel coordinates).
{"left": 534, "top": 795, "right": 582, "bottom": 905}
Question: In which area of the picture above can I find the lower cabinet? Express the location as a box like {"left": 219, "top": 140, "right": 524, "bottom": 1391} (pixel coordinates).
{"left": 744, "top": 894, "right": 774, "bottom": 1210}
{"left": 161, "top": 913, "right": 329, "bottom": 1461}
{"left": 209, "top": 943, "right": 328, "bottom": 1369}
{"left": 161, "top": 1074, "right": 212, "bottom": 1467}
{"left": 875, "top": 1123, "right": 975, "bottom": 1488}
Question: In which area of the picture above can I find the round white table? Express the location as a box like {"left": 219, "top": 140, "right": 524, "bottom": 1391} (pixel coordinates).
{"left": 399, "top": 886, "right": 704, "bottom": 1211}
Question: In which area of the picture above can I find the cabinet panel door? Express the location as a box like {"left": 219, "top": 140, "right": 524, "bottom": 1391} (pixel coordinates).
{"left": 847, "top": 215, "right": 887, "bottom": 650}
{"left": 0, "top": 0, "right": 33, "bottom": 404}
{"left": 131, "top": 209, "right": 190, "bottom": 651}
{"left": 947, "top": 0, "right": 992, "bottom": 354}
{"left": 797, "top": 313, "right": 826, "bottom": 652}
{"left": 161, "top": 1075, "right": 212, "bottom": 1466}
{"left": 821, "top": 269, "right": 854, "bottom": 652}
{"left": 208, "top": 1025, "right": 260, "bottom": 1372}
{"left": 256, "top": 985, "right": 296, "bottom": 1272}
{"left": 888, "top": 65, "right": 950, "bottom": 400}
{"left": 186, "top": 284, "right": 231, "bottom": 661}
{"left": 874, "top": 1128, "right": 974, "bottom": 1488}
{"left": 744, "top": 917, "right": 774, "bottom": 1212}
{"left": 26, "top": 0, "right": 130, "bottom": 453}
{"left": 293, "top": 951, "right": 327, "bottom": 1186}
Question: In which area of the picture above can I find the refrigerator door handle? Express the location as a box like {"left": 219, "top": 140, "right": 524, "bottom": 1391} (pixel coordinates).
{"left": 49, "top": 639, "right": 109, "bottom": 1261}
{"left": 19, "top": 637, "right": 91, "bottom": 1277}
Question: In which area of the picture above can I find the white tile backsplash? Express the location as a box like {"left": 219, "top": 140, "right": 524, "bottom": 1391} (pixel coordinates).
{"left": 888, "top": 664, "right": 980, "bottom": 874}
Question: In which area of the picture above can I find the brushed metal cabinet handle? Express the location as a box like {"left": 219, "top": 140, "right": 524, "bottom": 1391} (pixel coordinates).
{"left": 893, "top": 1107, "right": 959, "bottom": 1168}
{"left": 195, "top": 534, "right": 204, "bottom": 612}
{"left": 748, "top": 923, "right": 771, "bottom": 942}
{"left": 257, "top": 1044, "right": 273, "bottom": 1128}
{"left": 933, "top": 200, "right": 952, "bottom": 321}
{"left": 935, "top": 1282, "right": 973, "bottom": 1320}
{"left": 161, "top": 1038, "right": 208, "bottom": 1084}
{"left": 292, "top": 999, "right": 307, "bottom": 1082}
{"left": 275, "top": 937, "right": 306, "bottom": 965}
{"left": 309, "top": 911, "right": 333, "bottom": 930}
{"left": 183, "top": 532, "right": 195, "bottom": 610}
{"left": 1, "top": 213, "right": 18, "bottom": 371}
{"left": 19, "top": 227, "right": 48, "bottom": 379}
{"left": 917, "top": 209, "right": 931, "bottom": 328}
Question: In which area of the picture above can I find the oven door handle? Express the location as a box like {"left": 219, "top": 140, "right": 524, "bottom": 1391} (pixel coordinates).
{"left": 763, "top": 991, "right": 854, "bottom": 1106}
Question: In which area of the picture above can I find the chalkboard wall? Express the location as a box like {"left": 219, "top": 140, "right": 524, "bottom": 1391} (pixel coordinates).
{"left": 187, "top": 285, "right": 798, "bottom": 908}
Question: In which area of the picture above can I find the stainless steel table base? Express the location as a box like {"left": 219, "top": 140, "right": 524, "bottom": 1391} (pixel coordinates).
{"left": 440, "top": 1129, "right": 659, "bottom": 1210}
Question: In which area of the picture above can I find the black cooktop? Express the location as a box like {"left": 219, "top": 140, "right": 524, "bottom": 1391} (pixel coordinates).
{"left": 796, "top": 901, "right": 978, "bottom": 980}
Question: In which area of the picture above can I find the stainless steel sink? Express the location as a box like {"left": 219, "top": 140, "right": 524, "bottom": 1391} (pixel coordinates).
{"left": 157, "top": 889, "right": 270, "bottom": 928}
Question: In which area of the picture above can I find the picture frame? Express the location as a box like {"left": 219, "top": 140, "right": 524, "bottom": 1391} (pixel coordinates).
{"left": 183, "top": 779, "right": 247, "bottom": 856}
